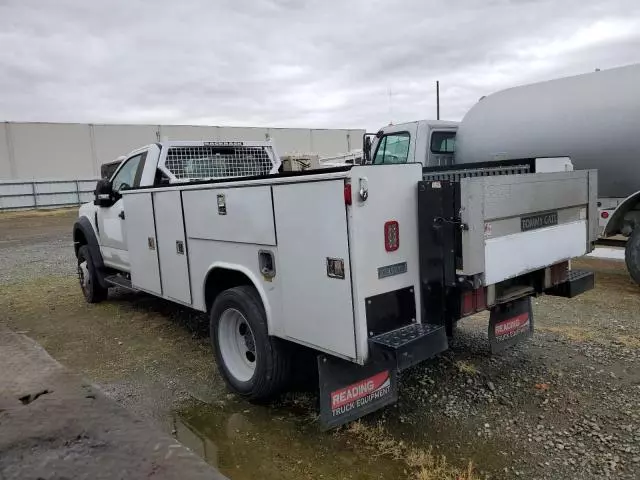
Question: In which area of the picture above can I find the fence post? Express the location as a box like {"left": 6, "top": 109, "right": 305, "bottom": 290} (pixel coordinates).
{"left": 75, "top": 180, "right": 81, "bottom": 205}
{"left": 32, "top": 182, "right": 38, "bottom": 209}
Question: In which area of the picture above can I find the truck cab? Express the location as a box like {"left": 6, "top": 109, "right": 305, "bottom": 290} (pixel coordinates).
{"left": 368, "top": 120, "right": 458, "bottom": 168}
{"left": 79, "top": 144, "right": 162, "bottom": 272}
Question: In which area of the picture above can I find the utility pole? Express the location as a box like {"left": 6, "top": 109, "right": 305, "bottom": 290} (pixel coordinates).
{"left": 436, "top": 81, "right": 440, "bottom": 120}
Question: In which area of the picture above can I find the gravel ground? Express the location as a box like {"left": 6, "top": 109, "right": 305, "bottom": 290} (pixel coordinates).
{"left": 0, "top": 209, "right": 75, "bottom": 283}
{"left": 391, "top": 262, "right": 640, "bottom": 479}
{"left": 1, "top": 209, "right": 639, "bottom": 480}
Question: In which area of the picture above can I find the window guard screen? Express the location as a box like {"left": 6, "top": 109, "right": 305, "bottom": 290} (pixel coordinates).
{"left": 165, "top": 146, "right": 275, "bottom": 180}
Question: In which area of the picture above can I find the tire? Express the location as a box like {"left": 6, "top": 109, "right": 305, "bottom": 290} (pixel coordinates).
{"left": 625, "top": 227, "right": 640, "bottom": 286}
{"left": 210, "top": 285, "right": 291, "bottom": 401}
{"left": 77, "top": 245, "right": 108, "bottom": 303}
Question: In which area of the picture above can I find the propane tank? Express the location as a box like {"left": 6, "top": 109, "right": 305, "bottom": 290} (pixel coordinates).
{"left": 455, "top": 64, "right": 640, "bottom": 198}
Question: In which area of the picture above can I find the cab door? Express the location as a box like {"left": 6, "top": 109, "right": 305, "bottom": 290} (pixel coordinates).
{"left": 97, "top": 152, "right": 147, "bottom": 271}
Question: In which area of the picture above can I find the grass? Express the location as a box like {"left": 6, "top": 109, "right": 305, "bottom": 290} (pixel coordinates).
{"left": 345, "top": 421, "right": 479, "bottom": 480}
{"left": 454, "top": 360, "right": 480, "bottom": 376}
{"left": 0, "top": 275, "right": 215, "bottom": 385}
{"left": 0, "top": 207, "right": 77, "bottom": 219}
{"left": 538, "top": 325, "right": 640, "bottom": 348}
{"left": 537, "top": 325, "right": 598, "bottom": 343}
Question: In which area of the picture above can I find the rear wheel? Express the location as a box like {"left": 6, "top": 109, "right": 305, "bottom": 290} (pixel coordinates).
{"left": 210, "top": 286, "right": 291, "bottom": 400}
{"left": 625, "top": 228, "right": 640, "bottom": 286}
{"left": 77, "top": 246, "right": 108, "bottom": 303}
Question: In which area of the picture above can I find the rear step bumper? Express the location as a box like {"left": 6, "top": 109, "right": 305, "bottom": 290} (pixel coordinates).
{"left": 317, "top": 323, "right": 448, "bottom": 429}
{"left": 546, "top": 269, "right": 595, "bottom": 298}
{"left": 370, "top": 323, "right": 448, "bottom": 371}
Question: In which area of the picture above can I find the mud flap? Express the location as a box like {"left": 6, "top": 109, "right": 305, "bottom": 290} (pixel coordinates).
{"left": 318, "top": 353, "right": 398, "bottom": 430}
{"left": 488, "top": 296, "right": 534, "bottom": 354}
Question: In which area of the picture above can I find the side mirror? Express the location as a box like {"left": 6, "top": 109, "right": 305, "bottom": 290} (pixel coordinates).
{"left": 362, "top": 133, "right": 376, "bottom": 164}
{"left": 94, "top": 179, "right": 115, "bottom": 207}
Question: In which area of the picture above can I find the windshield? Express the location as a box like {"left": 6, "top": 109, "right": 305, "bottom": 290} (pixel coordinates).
{"left": 373, "top": 132, "right": 411, "bottom": 164}
{"left": 430, "top": 131, "right": 456, "bottom": 154}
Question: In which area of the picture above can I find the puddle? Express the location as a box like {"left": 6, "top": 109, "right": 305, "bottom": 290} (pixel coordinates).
{"left": 172, "top": 396, "right": 406, "bottom": 480}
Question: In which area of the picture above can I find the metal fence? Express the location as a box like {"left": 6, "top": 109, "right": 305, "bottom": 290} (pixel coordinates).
{"left": 0, "top": 179, "right": 97, "bottom": 211}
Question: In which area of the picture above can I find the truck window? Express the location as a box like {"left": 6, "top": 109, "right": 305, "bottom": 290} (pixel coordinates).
{"left": 112, "top": 154, "right": 145, "bottom": 191}
{"left": 373, "top": 132, "right": 410, "bottom": 164}
{"left": 430, "top": 131, "right": 456, "bottom": 153}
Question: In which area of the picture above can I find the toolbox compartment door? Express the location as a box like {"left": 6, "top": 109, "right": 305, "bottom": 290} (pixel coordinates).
{"left": 347, "top": 164, "right": 424, "bottom": 362}
{"left": 273, "top": 180, "right": 356, "bottom": 359}
{"left": 153, "top": 190, "right": 191, "bottom": 304}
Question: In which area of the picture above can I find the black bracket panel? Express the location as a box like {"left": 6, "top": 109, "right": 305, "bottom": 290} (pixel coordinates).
{"left": 418, "top": 180, "right": 460, "bottom": 327}
{"left": 364, "top": 286, "right": 416, "bottom": 337}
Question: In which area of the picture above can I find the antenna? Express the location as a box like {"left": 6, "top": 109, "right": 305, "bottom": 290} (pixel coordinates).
{"left": 436, "top": 80, "right": 440, "bottom": 120}
{"left": 388, "top": 86, "right": 393, "bottom": 125}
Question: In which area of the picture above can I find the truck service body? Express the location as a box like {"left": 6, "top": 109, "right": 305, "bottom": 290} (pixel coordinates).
{"left": 74, "top": 137, "right": 596, "bottom": 428}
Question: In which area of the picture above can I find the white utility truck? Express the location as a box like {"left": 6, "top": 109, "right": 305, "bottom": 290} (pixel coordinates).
{"left": 74, "top": 139, "right": 596, "bottom": 428}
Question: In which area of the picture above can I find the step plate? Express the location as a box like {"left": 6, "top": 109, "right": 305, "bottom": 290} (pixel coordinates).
{"left": 546, "top": 269, "right": 594, "bottom": 298}
{"left": 370, "top": 324, "right": 448, "bottom": 371}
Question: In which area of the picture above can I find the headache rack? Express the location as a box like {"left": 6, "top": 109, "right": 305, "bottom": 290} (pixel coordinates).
{"left": 159, "top": 141, "right": 281, "bottom": 182}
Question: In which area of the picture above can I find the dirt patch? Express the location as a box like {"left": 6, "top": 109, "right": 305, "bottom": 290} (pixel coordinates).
{"left": 0, "top": 208, "right": 76, "bottom": 242}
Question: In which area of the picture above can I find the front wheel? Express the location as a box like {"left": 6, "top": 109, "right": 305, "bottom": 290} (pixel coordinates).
{"left": 77, "top": 246, "right": 108, "bottom": 303}
{"left": 625, "top": 228, "right": 640, "bottom": 286}
{"left": 210, "top": 286, "right": 291, "bottom": 401}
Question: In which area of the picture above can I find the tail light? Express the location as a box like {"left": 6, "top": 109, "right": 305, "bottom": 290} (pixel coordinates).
{"left": 384, "top": 221, "right": 399, "bottom": 252}
{"left": 344, "top": 183, "right": 352, "bottom": 205}
{"left": 461, "top": 287, "right": 486, "bottom": 317}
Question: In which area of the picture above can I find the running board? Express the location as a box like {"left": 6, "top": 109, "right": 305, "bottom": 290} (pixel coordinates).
{"left": 370, "top": 323, "right": 448, "bottom": 371}
{"left": 104, "top": 275, "right": 136, "bottom": 291}
{"left": 546, "top": 269, "right": 595, "bottom": 298}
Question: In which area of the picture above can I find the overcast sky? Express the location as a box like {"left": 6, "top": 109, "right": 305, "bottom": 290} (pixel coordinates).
{"left": 1, "top": 0, "right": 639, "bottom": 130}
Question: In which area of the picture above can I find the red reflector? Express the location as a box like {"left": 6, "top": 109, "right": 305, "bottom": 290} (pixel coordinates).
{"left": 461, "top": 287, "right": 487, "bottom": 317}
{"left": 344, "top": 183, "right": 352, "bottom": 205}
{"left": 601, "top": 211, "right": 609, "bottom": 219}
{"left": 384, "top": 221, "right": 399, "bottom": 252}
{"left": 475, "top": 287, "right": 486, "bottom": 312}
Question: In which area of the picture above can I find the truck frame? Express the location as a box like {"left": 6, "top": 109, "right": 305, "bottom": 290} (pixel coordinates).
{"left": 73, "top": 139, "right": 596, "bottom": 428}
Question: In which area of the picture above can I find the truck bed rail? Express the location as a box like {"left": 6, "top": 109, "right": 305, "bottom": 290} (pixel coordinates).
{"left": 422, "top": 159, "right": 534, "bottom": 182}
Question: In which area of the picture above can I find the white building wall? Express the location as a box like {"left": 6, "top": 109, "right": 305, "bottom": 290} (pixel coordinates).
{"left": 158, "top": 125, "right": 219, "bottom": 142}
{"left": 267, "top": 128, "right": 312, "bottom": 155}
{"left": 0, "top": 123, "right": 12, "bottom": 178}
{"left": 93, "top": 124, "right": 159, "bottom": 174}
{"left": 0, "top": 122, "right": 365, "bottom": 181}
{"left": 11, "top": 123, "right": 93, "bottom": 179}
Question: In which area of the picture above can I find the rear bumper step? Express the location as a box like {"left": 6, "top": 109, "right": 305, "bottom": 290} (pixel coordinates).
{"left": 370, "top": 323, "right": 448, "bottom": 371}
{"left": 546, "top": 269, "right": 595, "bottom": 298}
